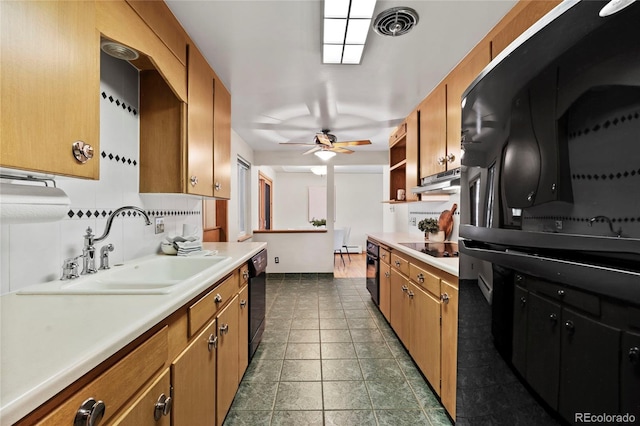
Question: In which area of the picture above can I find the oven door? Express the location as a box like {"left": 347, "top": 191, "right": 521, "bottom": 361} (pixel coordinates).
{"left": 366, "top": 253, "right": 379, "bottom": 305}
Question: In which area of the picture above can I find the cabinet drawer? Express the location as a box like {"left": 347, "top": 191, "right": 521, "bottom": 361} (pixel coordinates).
{"left": 188, "top": 270, "right": 238, "bottom": 337}
{"left": 112, "top": 368, "right": 171, "bottom": 426}
{"left": 390, "top": 252, "right": 410, "bottom": 276}
{"left": 379, "top": 247, "right": 390, "bottom": 265}
{"left": 527, "top": 277, "right": 600, "bottom": 316}
{"left": 409, "top": 263, "right": 440, "bottom": 297}
{"left": 40, "top": 327, "right": 168, "bottom": 425}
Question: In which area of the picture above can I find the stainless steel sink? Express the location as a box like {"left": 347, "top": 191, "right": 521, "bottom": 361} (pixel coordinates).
{"left": 18, "top": 255, "right": 232, "bottom": 295}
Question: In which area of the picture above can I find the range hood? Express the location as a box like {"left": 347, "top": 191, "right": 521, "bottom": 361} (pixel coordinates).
{"left": 412, "top": 168, "right": 461, "bottom": 194}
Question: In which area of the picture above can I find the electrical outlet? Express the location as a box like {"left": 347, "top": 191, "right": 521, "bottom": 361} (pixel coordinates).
{"left": 274, "top": 257, "right": 279, "bottom": 264}
{"left": 155, "top": 217, "right": 165, "bottom": 234}
{"left": 410, "top": 217, "right": 417, "bottom": 226}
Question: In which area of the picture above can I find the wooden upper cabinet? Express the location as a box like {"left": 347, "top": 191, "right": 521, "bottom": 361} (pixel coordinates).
{"left": 445, "top": 41, "right": 491, "bottom": 171}
{"left": 405, "top": 110, "right": 419, "bottom": 201}
{"left": 187, "top": 44, "right": 215, "bottom": 197}
{"left": 213, "top": 79, "right": 232, "bottom": 199}
{"left": 491, "top": 0, "right": 561, "bottom": 60}
{"left": 0, "top": 0, "right": 100, "bottom": 179}
{"left": 419, "top": 84, "right": 447, "bottom": 179}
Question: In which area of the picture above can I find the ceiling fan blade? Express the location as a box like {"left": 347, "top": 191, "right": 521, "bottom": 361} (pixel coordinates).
{"left": 315, "top": 133, "right": 332, "bottom": 146}
{"left": 302, "top": 146, "right": 322, "bottom": 155}
{"left": 279, "top": 142, "right": 317, "bottom": 146}
{"left": 333, "top": 139, "right": 371, "bottom": 147}
{"left": 330, "top": 147, "right": 354, "bottom": 154}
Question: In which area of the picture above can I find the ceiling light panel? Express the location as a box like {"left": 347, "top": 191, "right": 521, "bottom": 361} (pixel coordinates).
{"left": 349, "top": 0, "right": 377, "bottom": 19}
{"left": 323, "top": 44, "right": 343, "bottom": 63}
{"left": 345, "top": 19, "right": 371, "bottom": 44}
{"left": 324, "top": 18, "right": 347, "bottom": 44}
{"left": 324, "top": 0, "right": 349, "bottom": 18}
{"left": 342, "top": 45, "right": 365, "bottom": 64}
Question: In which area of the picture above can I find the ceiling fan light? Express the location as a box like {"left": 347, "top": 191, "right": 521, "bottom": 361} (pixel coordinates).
{"left": 345, "top": 19, "right": 371, "bottom": 44}
{"left": 315, "top": 150, "right": 337, "bottom": 161}
{"left": 342, "top": 45, "right": 365, "bottom": 64}
{"left": 311, "top": 166, "right": 327, "bottom": 175}
{"left": 324, "top": 18, "right": 347, "bottom": 44}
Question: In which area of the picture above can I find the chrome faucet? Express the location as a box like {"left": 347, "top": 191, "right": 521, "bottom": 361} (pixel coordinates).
{"left": 81, "top": 206, "right": 151, "bottom": 275}
{"left": 588, "top": 215, "right": 622, "bottom": 238}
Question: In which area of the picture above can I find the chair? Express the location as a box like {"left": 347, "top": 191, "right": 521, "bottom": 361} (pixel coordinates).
{"left": 341, "top": 226, "right": 351, "bottom": 262}
{"left": 333, "top": 228, "right": 345, "bottom": 267}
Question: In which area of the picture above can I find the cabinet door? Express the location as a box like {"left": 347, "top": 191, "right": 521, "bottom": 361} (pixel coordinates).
{"left": 419, "top": 84, "right": 447, "bottom": 178}
{"left": 187, "top": 44, "right": 214, "bottom": 196}
{"left": 440, "top": 279, "right": 458, "bottom": 418}
{"left": 409, "top": 283, "right": 441, "bottom": 395}
{"left": 621, "top": 331, "right": 640, "bottom": 419}
{"left": 217, "top": 294, "right": 240, "bottom": 426}
{"left": 390, "top": 269, "right": 410, "bottom": 346}
{"left": 512, "top": 285, "right": 529, "bottom": 375}
{"left": 379, "top": 262, "right": 391, "bottom": 321}
{"left": 558, "top": 308, "right": 620, "bottom": 421}
{"left": 213, "top": 79, "right": 231, "bottom": 199}
{"left": 238, "top": 285, "right": 249, "bottom": 379}
{"left": 112, "top": 369, "right": 171, "bottom": 426}
{"left": 445, "top": 42, "right": 490, "bottom": 171}
{"left": 1, "top": 0, "right": 99, "bottom": 178}
{"left": 172, "top": 318, "right": 217, "bottom": 426}
{"left": 525, "top": 292, "right": 560, "bottom": 410}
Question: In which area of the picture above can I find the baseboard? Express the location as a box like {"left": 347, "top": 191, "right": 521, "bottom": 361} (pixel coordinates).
{"left": 339, "top": 245, "right": 362, "bottom": 254}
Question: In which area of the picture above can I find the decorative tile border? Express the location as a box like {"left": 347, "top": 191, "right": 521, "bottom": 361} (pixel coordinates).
{"left": 100, "top": 151, "right": 137, "bottom": 167}
{"left": 67, "top": 209, "right": 200, "bottom": 219}
{"left": 101, "top": 91, "right": 138, "bottom": 116}
{"left": 568, "top": 111, "right": 639, "bottom": 140}
{"left": 571, "top": 168, "right": 639, "bottom": 181}
{"left": 524, "top": 215, "right": 638, "bottom": 223}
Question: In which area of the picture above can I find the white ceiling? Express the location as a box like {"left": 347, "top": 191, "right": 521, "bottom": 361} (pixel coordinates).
{"left": 165, "top": 0, "right": 516, "bottom": 156}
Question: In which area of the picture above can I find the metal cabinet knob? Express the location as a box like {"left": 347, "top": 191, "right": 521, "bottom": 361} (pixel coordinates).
{"left": 565, "top": 320, "right": 575, "bottom": 334}
{"left": 381, "top": 253, "right": 386, "bottom": 259}
{"left": 527, "top": 191, "right": 536, "bottom": 202}
{"left": 520, "top": 296, "right": 527, "bottom": 307}
{"left": 242, "top": 271, "right": 249, "bottom": 280}
{"left": 441, "top": 293, "right": 450, "bottom": 304}
{"left": 549, "top": 313, "right": 558, "bottom": 323}
{"left": 557, "top": 289, "right": 565, "bottom": 297}
{"left": 437, "top": 157, "right": 446, "bottom": 166}
{"left": 207, "top": 334, "right": 217, "bottom": 351}
{"left": 384, "top": 271, "right": 390, "bottom": 278}
{"left": 215, "top": 181, "right": 221, "bottom": 191}
{"left": 72, "top": 141, "right": 94, "bottom": 164}
{"left": 629, "top": 347, "right": 639, "bottom": 364}
{"left": 408, "top": 291, "right": 414, "bottom": 299}
{"left": 220, "top": 323, "right": 229, "bottom": 334}
{"left": 240, "top": 299, "right": 247, "bottom": 307}
{"left": 74, "top": 398, "right": 105, "bottom": 426}
{"left": 416, "top": 273, "right": 424, "bottom": 283}
{"left": 214, "top": 294, "right": 222, "bottom": 303}
{"left": 154, "top": 393, "right": 172, "bottom": 420}
{"left": 515, "top": 274, "right": 523, "bottom": 283}
{"left": 395, "top": 260, "right": 401, "bottom": 267}
{"left": 446, "top": 153, "right": 456, "bottom": 163}
{"left": 190, "top": 175, "right": 198, "bottom": 187}
{"left": 401, "top": 285, "right": 408, "bottom": 293}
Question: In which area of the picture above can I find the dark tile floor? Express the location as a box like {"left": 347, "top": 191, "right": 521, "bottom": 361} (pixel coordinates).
{"left": 223, "top": 273, "right": 453, "bottom": 426}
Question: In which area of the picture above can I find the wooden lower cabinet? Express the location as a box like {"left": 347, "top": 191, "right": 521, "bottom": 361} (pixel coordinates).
{"left": 440, "top": 279, "right": 458, "bottom": 418}
{"left": 112, "top": 369, "right": 171, "bottom": 426}
{"left": 172, "top": 318, "right": 218, "bottom": 426}
{"left": 216, "top": 294, "right": 240, "bottom": 426}
{"left": 238, "top": 285, "right": 249, "bottom": 379}
{"left": 390, "top": 268, "right": 410, "bottom": 346}
{"left": 379, "top": 261, "right": 391, "bottom": 321}
{"left": 409, "top": 283, "right": 441, "bottom": 393}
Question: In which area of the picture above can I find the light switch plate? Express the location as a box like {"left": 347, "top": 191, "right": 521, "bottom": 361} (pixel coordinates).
{"left": 155, "top": 217, "right": 165, "bottom": 234}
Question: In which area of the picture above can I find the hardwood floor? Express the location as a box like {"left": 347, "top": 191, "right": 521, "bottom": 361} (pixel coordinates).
{"left": 333, "top": 252, "right": 366, "bottom": 278}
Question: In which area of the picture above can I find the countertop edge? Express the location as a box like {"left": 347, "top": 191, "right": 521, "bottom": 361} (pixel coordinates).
{"left": 0, "top": 242, "right": 267, "bottom": 426}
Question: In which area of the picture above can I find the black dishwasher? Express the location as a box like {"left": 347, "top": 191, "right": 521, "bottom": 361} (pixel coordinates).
{"left": 366, "top": 240, "right": 379, "bottom": 305}
{"left": 248, "top": 249, "right": 267, "bottom": 359}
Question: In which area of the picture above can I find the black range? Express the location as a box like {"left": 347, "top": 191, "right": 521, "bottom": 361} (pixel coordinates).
{"left": 398, "top": 242, "right": 459, "bottom": 258}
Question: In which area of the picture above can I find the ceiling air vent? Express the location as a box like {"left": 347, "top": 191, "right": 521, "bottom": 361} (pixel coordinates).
{"left": 373, "top": 7, "right": 419, "bottom": 37}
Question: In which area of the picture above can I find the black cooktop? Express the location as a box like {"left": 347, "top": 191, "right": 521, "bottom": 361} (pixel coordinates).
{"left": 399, "top": 242, "right": 459, "bottom": 258}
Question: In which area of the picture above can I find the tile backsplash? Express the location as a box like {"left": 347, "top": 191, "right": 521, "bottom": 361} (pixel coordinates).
{"left": 0, "top": 52, "right": 202, "bottom": 295}
{"left": 408, "top": 193, "right": 461, "bottom": 240}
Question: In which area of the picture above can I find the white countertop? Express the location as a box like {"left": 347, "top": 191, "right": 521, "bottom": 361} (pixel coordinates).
{"left": 0, "top": 242, "right": 266, "bottom": 426}
{"left": 367, "top": 233, "right": 459, "bottom": 277}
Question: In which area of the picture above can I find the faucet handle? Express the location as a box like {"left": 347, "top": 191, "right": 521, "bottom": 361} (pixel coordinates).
{"left": 99, "top": 244, "right": 115, "bottom": 270}
{"left": 61, "top": 256, "right": 81, "bottom": 280}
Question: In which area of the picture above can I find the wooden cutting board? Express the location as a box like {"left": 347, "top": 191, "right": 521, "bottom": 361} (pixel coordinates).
{"left": 438, "top": 203, "right": 457, "bottom": 240}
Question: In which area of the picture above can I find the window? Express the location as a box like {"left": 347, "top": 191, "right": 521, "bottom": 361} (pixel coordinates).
{"left": 237, "top": 157, "right": 250, "bottom": 236}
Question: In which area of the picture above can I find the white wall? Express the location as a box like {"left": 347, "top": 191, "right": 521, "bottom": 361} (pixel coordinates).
{"left": 0, "top": 53, "right": 202, "bottom": 295}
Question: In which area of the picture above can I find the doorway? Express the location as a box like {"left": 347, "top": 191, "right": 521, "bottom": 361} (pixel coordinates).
{"left": 258, "top": 172, "right": 273, "bottom": 230}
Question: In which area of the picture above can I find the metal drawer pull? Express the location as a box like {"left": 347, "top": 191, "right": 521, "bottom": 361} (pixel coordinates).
{"left": 520, "top": 296, "right": 526, "bottom": 307}
{"left": 629, "top": 347, "right": 639, "bottom": 364}
{"left": 215, "top": 181, "right": 222, "bottom": 191}
{"left": 240, "top": 299, "right": 247, "bottom": 307}
{"left": 416, "top": 273, "right": 424, "bottom": 283}
{"left": 401, "top": 285, "right": 408, "bottom": 292}
{"left": 74, "top": 398, "right": 105, "bottom": 426}
{"left": 395, "top": 260, "right": 401, "bottom": 267}
{"left": 408, "top": 290, "right": 414, "bottom": 299}
{"left": 381, "top": 253, "right": 386, "bottom": 259}
{"left": 214, "top": 294, "right": 222, "bottom": 303}
{"left": 190, "top": 175, "right": 198, "bottom": 187}
{"left": 384, "top": 271, "right": 390, "bottom": 278}
{"left": 242, "top": 271, "right": 249, "bottom": 280}
{"left": 549, "top": 313, "right": 558, "bottom": 323}
{"left": 441, "top": 293, "right": 450, "bottom": 304}
{"left": 207, "top": 334, "right": 218, "bottom": 351}
{"left": 154, "top": 393, "right": 172, "bottom": 420}
{"left": 220, "top": 323, "right": 229, "bottom": 334}
{"left": 565, "top": 320, "right": 575, "bottom": 334}
{"left": 557, "top": 289, "right": 565, "bottom": 297}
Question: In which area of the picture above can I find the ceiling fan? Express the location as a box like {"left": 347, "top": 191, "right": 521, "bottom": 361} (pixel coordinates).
{"left": 279, "top": 130, "right": 371, "bottom": 156}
